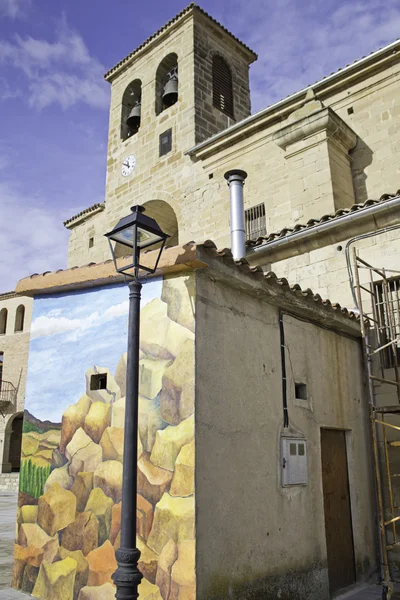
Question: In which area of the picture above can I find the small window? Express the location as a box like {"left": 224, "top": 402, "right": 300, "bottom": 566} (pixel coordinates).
{"left": 245, "top": 203, "right": 266, "bottom": 241}
{"left": 159, "top": 129, "right": 172, "bottom": 157}
{"left": 90, "top": 374, "right": 107, "bottom": 390}
{"left": 282, "top": 437, "right": 308, "bottom": 486}
{"left": 295, "top": 382, "right": 307, "bottom": 401}
{"left": 0, "top": 308, "right": 7, "bottom": 335}
{"left": 212, "top": 55, "right": 234, "bottom": 119}
{"left": 14, "top": 305, "right": 25, "bottom": 333}
{"left": 89, "top": 237, "right": 94, "bottom": 249}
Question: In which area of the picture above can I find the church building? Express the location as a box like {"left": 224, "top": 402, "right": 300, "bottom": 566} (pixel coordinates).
{"left": 3, "top": 4, "right": 400, "bottom": 599}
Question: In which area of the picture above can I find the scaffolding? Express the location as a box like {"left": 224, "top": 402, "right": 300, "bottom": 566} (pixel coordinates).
{"left": 353, "top": 249, "right": 400, "bottom": 600}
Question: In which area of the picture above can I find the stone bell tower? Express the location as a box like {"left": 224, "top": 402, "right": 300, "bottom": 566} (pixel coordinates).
{"left": 65, "top": 5, "right": 256, "bottom": 268}
{"left": 102, "top": 5, "right": 257, "bottom": 234}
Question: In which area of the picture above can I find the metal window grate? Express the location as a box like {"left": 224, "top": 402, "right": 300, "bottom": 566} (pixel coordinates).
{"left": 212, "top": 56, "right": 234, "bottom": 119}
{"left": 374, "top": 277, "right": 400, "bottom": 369}
{"left": 245, "top": 203, "right": 266, "bottom": 240}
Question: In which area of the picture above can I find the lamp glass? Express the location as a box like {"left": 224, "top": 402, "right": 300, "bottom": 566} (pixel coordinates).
{"left": 110, "top": 226, "right": 163, "bottom": 249}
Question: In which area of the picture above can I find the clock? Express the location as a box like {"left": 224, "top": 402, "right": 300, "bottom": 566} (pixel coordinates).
{"left": 121, "top": 154, "right": 136, "bottom": 177}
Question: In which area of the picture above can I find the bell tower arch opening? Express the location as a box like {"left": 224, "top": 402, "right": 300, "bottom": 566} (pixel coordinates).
{"left": 121, "top": 79, "right": 142, "bottom": 140}
{"left": 156, "top": 53, "right": 178, "bottom": 116}
{"left": 113, "top": 200, "right": 179, "bottom": 259}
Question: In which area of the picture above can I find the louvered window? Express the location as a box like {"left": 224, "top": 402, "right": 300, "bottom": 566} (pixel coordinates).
{"left": 245, "top": 203, "right": 266, "bottom": 240}
{"left": 212, "top": 56, "right": 234, "bottom": 118}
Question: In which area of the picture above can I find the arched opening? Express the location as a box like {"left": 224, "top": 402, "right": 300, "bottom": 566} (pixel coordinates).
{"left": 15, "top": 304, "right": 25, "bottom": 333}
{"left": 6, "top": 413, "right": 23, "bottom": 472}
{"left": 0, "top": 308, "right": 7, "bottom": 335}
{"left": 121, "top": 79, "right": 142, "bottom": 140}
{"left": 156, "top": 53, "right": 178, "bottom": 116}
{"left": 113, "top": 200, "right": 179, "bottom": 259}
{"left": 212, "top": 55, "right": 234, "bottom": 119}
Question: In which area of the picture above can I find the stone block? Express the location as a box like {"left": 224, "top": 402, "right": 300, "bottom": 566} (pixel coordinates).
{"left": 93, "top": 459, "right": 123, "bottom": 502}
{"left": 100, "top": 426, "right": 125, "bottom": 462}
{"left": 147, "top": 493, "right": 195, "bottom": 555}
{"left": 78, "top": 582, "right": 116, "bottom": 600}
{"left": 16, "top": 523, "right": 59, "bottom": 565}
{"left": 44, "top": 463, "right": 73, "bottom": 493}
{"left": 160, "top": 339, "right": 194, "bottom": 425}
{"left": 32, "top": 556, "right": 77, "bottom": 600}
{"left": 140, "top": 298, "right": 194, "bottom": 359}
{"left": 60, "top": 395, "right": 92, "bottom": 454}
{"left": 58, "top": 548, "right": 89, "bottom": 600}
{"left": 170, "top": 440, "right": 194, "bottom": 497}
{"left": 84, "top": 401, "right": 111, "bottom": 444}
{"left": 61, "top": 511, "right": 99, "bottom": 556}
{"left": 86, "top": 540, "right": 117, "bottom": 586}
{"left": 138, "top": 452, "right": 174, "bottom": 505}
{"left": 156, "top": 539, "right": 178, "bottom": 600}
{"left": 150, "top": 415, "right": 194, "bottom": 471}
{"left": 37, "top": 483, "right": 76, "bottom": 536}
{"left": 85, "top": 487, "right": 113, "bottom": 545}
{"left": 70, "top": 472, "right": 94, "bottom": 512}
{"left": 139, "top": 357, "right": 172, "bottom": 399}
{"left": 169, "top": 540, "right": 195, "bottom": 600}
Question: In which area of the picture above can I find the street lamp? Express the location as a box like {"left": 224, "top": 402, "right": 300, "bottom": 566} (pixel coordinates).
{"left": 105, "top": 205, "right": 168, "bottom": 599}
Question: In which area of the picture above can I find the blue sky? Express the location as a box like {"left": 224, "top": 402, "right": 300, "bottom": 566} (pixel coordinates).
{"left": 25, "top": 277, "right": 162, "bottom": 422}
{"left": 1, "top": 0, "right": 400, "bottom": 292}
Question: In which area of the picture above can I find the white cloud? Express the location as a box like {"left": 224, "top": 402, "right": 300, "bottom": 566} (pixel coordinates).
{"left": 224, "top": 0, "right": 400, "bottom": 112}
{"left": 0, "top": 0, "right": 30, "bottom": 19}
{"left": 0, "top": 181, "right": 69, "bottom": 291}
{"left": 30, "top": 299, "right": 129, "bottom": 340}
{"left": 0, "top": 20, "right": 109, "bottom": 110}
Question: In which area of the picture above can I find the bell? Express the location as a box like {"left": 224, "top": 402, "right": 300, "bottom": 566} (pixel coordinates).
{"left": 162, "top": 70, "right": 178, "bottom": 107}
{"left": 126, "top": 101, "right": 141, "bottom": 130}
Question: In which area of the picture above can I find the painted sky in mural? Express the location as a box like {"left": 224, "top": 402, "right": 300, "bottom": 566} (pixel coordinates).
{"left": 25, "top": 279, "right": 163, "bottom": 422}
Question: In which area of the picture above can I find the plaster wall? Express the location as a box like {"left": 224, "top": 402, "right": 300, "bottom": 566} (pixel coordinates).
{"left": 194, "top": 272, "right": 375, "bottom": 600}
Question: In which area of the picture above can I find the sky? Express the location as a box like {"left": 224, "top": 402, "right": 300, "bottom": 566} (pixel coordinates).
{"left": 25, "top": 277, "right": 162, "bottom": 422}
{"left": 1, "top": 0, "right": 400, "bottom": 292}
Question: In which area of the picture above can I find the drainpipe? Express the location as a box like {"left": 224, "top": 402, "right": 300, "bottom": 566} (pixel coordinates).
{"left": 224, "top": 169, "right": 248, "bottom": 260}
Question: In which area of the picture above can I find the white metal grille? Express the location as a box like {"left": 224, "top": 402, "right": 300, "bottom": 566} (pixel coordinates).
{"left": 245, "top": 203, "right": 266, "bottom": 240}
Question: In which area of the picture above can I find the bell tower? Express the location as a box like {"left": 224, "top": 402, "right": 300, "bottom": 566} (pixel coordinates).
{"left": 66, "top": 4, "right": 257, "bottom": 267}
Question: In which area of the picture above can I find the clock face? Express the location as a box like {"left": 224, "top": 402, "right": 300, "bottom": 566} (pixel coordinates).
{"left": 121, "top": 154, "right": 136, "bottom": 177}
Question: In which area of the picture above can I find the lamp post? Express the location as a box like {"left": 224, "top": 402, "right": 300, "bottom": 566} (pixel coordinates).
{"left": 105, "top": 205, "right": 168, "bottom": 599}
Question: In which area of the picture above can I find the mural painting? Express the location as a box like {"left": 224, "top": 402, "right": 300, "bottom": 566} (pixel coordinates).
{"left": 12, "top": 275, "right": 195, "bottom": 600}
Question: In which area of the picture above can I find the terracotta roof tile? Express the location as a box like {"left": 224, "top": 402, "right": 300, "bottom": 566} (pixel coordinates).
{"left": 246, "top": 191, "right": 400, "bottom": 247}
{"left": 63, "top": 203, "right": 105, "bottom": 227}
{"left": 104, "top": 3, "right": 257, "bottom": 80}
{"left": 201, "top": 240, "right": 360, "bottom": 322}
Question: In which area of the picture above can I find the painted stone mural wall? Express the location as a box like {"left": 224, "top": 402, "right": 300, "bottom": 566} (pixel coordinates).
{"left": 12, "top": 275, "right": 195, "bottom": 600}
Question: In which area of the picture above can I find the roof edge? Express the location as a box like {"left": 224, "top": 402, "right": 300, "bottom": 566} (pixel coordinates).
{"left": 186, "top": 38, "right": 400, "bottom": 159}
{"left": 104, "top": 4, "right": 257, "bottom": 82}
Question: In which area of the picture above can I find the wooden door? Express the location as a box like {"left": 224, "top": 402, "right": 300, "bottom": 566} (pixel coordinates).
{"left": 321, "top": 429, "right": 356, "bottom": 594}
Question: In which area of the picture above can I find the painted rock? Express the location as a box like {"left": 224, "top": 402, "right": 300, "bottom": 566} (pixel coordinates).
{"left": 85, "top": 366, "right": 121, "bottom": 404}
{"left": 61, "top": 511, "right": 99, "bottom": 556}
{"left": 85, "top": 487, "right": 113, "bottom": 545}
{"left": 60, "top": 394, "right": 92, "bottom": 454}
{"left": 156, "top": 539, "right": 178, "bottom": 600}
{"left": 109, "top": 502, "right": 121, "bottom": 546}
{"left": 150, "top": 415, "right": 194, "bottom": 471}
{"left": 99, "top": 427, "right": 125, "bottom": 462}
{"left": 147, "top": 493, "right": 194, "bottom": 555}
{"left": 169, "top": 540, "right": 196, "bottom": 600}
{"left": 170, "top": 440, "right": 194, "bottom": 497}
{"left": 137, "top": 494, "right": 153, "bottom": 541}
{"left": 138, "top": 452, "right": 173, "bottom": 506}
{"left": 93, "top": 460, "right": 123, "bottom": 502}
{"left": 70, "top": 472, "right": 94, "bottom": 512}
{"left": 140, "top": 298, "right": 194, "bottom": 359}
{"left": 86, "top": 540, "right": 117, "bottom": 586}
{"left": 160, "top": 339, "right": 194, "bottom": 426}
{"left": 139, "top": 396, "right": 168, "bottom": 454}
{"left": 37, "top": 483, "right": 76, "bottom": 537}
{"left": 16, "top": 523, "right": 58, "bottom": 565}
{"left": 77, "top": 582, "right": 116, "bottom": 600}
{"left": 44, "top": 463, "right": 73, "bottom": 493}
{"left": 161, "top": 275, "right": 195, "bottom": 333}
{"left": 139, "top": 357, "right": 172, "bottom": 400}
{"left": 58, "top": 548, "right": 89, "bottom": 600}
{"left": 32, "top": 556, "right": 77, "bottom": 600}
{"left": 83, "top": 401, "right": 111, "bottom": 444}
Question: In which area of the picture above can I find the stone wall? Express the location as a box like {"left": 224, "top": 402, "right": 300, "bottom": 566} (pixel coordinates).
{"left": 66, "top": 27, "right": 400, "bottom": 271}
{"left": 0, "top": 473, "right": 19, "bottom": 492}
{"left": 0, "top": 294, "right": 33, "bottom": 473}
